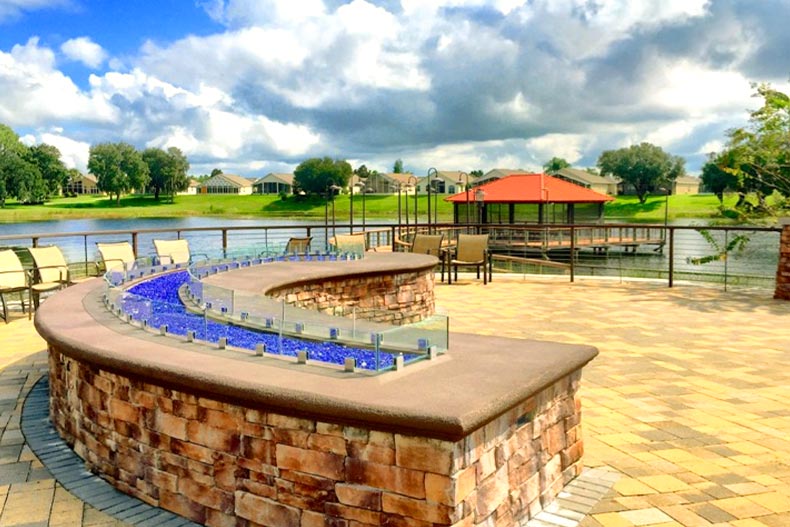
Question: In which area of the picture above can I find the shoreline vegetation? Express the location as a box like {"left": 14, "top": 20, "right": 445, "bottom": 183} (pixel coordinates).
{"left": 0, "top": 192, "right": 784, "bottom": 225}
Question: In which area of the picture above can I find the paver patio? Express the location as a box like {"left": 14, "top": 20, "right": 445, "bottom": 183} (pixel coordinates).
{"left": 0, "top": 274, "right": 789, "bottom": 526}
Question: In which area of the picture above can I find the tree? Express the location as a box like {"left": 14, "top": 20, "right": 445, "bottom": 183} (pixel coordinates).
{"left": 0, "top": 123, "right": 46, "bottom": 206}
{"left": 393, "top": 159, "right": 403, "bottom": 173}
{"left": 294, "top": 157, "right": 352, "bottom": 195}
{"left": 598, "top": 143, "right": 685, "bottom": 204}
{"left": 88, "top": 143, "right": 149, "bottom": 205}
{"left": 715, "top": 84, "right": 790, "bottom": 210}
{"left": 210, "top": 168, "right": 223, "bottom": 177}
{"left": 543, "top": 157, "right": 570, "bottom": 174}
{"left": 470, "top": 169, "right": 484, "bottom": 178}
{"left": 143, "top": 147, "right": 190, "bottom": 201}
{"left": 27, "top": 143, "right": 68, "bottom": 197}
{"left": 701, "top": 155, "right": 738, "bottom": 204}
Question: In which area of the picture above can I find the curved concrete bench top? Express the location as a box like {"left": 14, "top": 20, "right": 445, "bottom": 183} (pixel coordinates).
{"left": 36, "top": 264, "right": 598, "bottom": 441}
{"left": 201, "top": 252, "right": 440, "bottom": 295}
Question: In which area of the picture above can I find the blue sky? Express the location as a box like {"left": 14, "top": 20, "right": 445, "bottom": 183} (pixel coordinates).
{"left": 1, "top": 0, "right": 788, "bottom": 177}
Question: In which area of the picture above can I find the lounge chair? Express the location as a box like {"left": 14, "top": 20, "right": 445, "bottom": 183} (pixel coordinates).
{"left": 96, "top": 241, "right": 141, "bottom": 273}
{"left": 28, "top": 246, "right": 71, "bottom": 308}
{"left": 285, "top": 236, "right": 312, "bottom": 254}
{"left": 153, "top": 239, "right": 208, "bottom": 266}
{"left": 444, "top": 234, "right": 491, "bottom": 284}
{"left": 0, "top": 249, "right": 31, "bottom": 323}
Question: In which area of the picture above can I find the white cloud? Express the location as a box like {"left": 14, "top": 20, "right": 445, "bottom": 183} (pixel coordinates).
{"left": 17, "top": 131, "right": 89, "bottom": 170}
{"left": 60, "top": 37, "right": 107, "bottom": 69}
{"left": 698, "top": 139, "right": 724, "bottom": 155}
{"left": 0, "top": 38, "right": 117, "bottom": 126}
{"left": 524, "top": 134, "right": 589, "bottom": 165}
{"left": 201, "top": 0, "right": 326, "bottom": 27}
{"left": 38, "top": 133, "right": 90, "bottom": 170}
{"left": 0, "top": 0, "right": 68, "bottom": 22}
{"left": 0, "top": 0, "right": 786, "bottom": 178}
{"left": 650, "top": 60, "right": 754, "bottom": 117}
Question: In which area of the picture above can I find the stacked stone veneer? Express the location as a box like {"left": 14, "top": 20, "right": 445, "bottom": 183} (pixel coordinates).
{"left": 49, "top": 347, "right": 584, "bottom": 527}
{"left": 775, "top": 223, "right": 790, "bottom": 300}
{"left": 269, "top": 269, "right": 435, "bottom": 325}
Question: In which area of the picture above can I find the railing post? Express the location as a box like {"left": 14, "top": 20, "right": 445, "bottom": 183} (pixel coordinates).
{"left": 391, "top": 225, "right": 397, "bottom": 252}
{"left": 222, "top": 229, "right": 228, "bottom": 258}
{"left": 32, "top": 237, "right": 39, "bottom": 248}
{"left": 668, "top": 227, "right": 674, "bottom": 288}
{"left": 83, "top": 235, "right": 89, "bottom": 277}
{"left": 570, "top": 225, "right": 575, "bottom": 283}
{"left": 131, "top": 232, "right": 138, "bottom": 257}
{"left": 724, "top": 230, "right": 729, "bottom": 292}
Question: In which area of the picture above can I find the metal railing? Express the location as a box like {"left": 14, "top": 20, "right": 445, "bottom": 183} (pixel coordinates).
{"left": 1, "top": 222, "right": 783, "bottom": 291}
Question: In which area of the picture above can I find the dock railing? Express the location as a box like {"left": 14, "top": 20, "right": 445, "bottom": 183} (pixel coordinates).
{"left": 0, "top": 222, "right": 782, "bottom": 291}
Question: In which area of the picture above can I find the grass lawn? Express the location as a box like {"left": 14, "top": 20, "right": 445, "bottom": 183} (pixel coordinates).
{"left": 0, "top": 191, "right": 781, "bottom": 224}
{"left": 604, "top": 193, "right": 736, "bottom": 222}
{"left": 0, "top": 193, "right": 457, "bottom": 223}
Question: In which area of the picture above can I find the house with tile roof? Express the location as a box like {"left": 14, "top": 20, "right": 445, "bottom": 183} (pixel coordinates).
{"left": 672, "top": 176, "right": 700, "bottom": 195}
{"left": 554, "top": 167, "right": 618, "bottom": 195}
{"left": 254, "top": 173, "right": 294, "bottom": 194}
{"left": 201, "top": 173, "right": 253, "bottom": 195}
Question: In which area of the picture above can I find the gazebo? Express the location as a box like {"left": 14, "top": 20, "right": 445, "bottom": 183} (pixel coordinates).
{"left": 445, "top": 173, "right": 614, "bottom": 225}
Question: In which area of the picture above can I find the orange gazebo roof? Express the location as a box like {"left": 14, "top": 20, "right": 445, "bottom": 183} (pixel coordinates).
{"left": 445, "top": 173, "right": 614, "bottom": 204}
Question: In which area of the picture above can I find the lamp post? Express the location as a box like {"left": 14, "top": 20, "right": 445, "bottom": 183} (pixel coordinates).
{"left": 426, "top": 168, "right": 438, "bottom": 233}
{"left": 475, "top": 188, "right": 486, "bottom": 225}
{"left": 360, "top": 182, "right": 367, "bottom": 232}
{"left": 407, "top": 175, "right": 418, "bottom": 232}
{"left": 324, "top": 181, "right": 341, "bottom": 248}
{"left": 349, "top": 180, "right": 354, "bottom": 234}
{"left": 396, "top": 183, "right": 403, "bottom": 237}
{"left": 457, "top": 171, "right": 470, "bottom": 228}
{"left": 664, "top": 187, "right": 670, "bottom": 228}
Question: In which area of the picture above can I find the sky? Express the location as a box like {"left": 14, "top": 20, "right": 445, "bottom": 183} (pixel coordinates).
{"left": 1, "top": 0, "right": 789, "bottom": 178}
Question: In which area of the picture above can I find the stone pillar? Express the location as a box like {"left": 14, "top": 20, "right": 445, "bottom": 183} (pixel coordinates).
{"left": 775, "top": 219, "right": 790, "bottom": 300}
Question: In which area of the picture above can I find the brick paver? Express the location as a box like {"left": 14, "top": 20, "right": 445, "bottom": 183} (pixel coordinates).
{"left": 1, "top": 274, "right": 789, "bottom": 526}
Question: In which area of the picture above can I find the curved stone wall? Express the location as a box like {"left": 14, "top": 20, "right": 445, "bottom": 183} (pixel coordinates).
{"left": 37, "top": 257, "right": 598, "bottom": 526}
{"left": 201, "top": 252, "right": 439, "bottom": 324}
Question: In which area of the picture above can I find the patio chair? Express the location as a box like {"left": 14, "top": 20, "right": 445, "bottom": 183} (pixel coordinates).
{"left": 409, "top": 234, "right": 444, "bottom": 257}
{"left": 153, "top": 239, "right": 208, "bottom": 266}
{"left": 330, "top": 234, "right": 367, "bottom": 255}
{"left": 285, "top": 236, "right": 312, "bottom": 254}
{"left": 28, "top": 246, "right": 71, "bottom": 309}
{"left": 0, "top": 249, "right": 31, "bottom": 323}
{"left": 444, "top": 234, "right": 491, "bottom": 285}
{"left": 96, "top": 241, "right": 142, "bottom": 274}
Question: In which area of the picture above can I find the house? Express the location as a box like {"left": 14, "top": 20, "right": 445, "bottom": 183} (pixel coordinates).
{"left": 445, "top": 173, "right": 614, "bottom": 224}
{"left": 177, "top": 179, "right": 201, "bottom": 196}
{"left": 673, "top": 176, "right": 700, "bottom": 195}
{"left": 201, "top": 173, "right": 253, "bottom": 195}
{"left": 554, "top": 168, "right": 618, "bottom": 195}
{"left": 64, "top": 173, "right": 101, "bottom": 195}
{"left": 474, "top": 168, "right": 525, "bottom": 186}
{"left": 254, "top": 173, "right": 294, "bottom": 195}
{"left": 361, "top": 173, "right": 418, "bottom": 194}
{"left": 418, "top": 171, "right": 466, "bottom": 194}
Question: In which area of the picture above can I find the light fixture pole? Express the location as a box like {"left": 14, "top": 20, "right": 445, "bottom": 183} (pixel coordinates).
{"left": 664, "top": 187, "right": 670, "bottom": 228}
{"left": 349, "top": 179, "right": 354, "bottom": 234}
{"left": 405, "top": 175, "right": 417, "bottom": 237}
{"left": 361, "top": 182, "right": 367, "bottom": 232}
{"left": 475, "top": 188, "right": 486, "bottom": 225}
{"left": 457, "top": 172, "right": 470, "bottom": 228}
{"left": 426, "top": 168, "right": 437, "bottom": 233}
{"left": 396, "top": 183, "right": 403, "bottom": 237}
